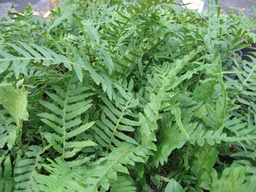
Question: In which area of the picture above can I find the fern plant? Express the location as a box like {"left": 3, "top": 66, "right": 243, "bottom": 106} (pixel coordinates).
{"left": 0, "top": 0, "right": 256, "bottom": 191}
{"left": 38, "top": 76, "right": 97, "bottom": 163}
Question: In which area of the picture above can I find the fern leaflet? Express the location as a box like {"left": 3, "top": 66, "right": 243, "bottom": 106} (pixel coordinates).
{"left": 33, "top": 158, "right": 85, "bottom": 192}
{"left": 14, "top": 146, "right": 43, "bottom": 192}
{"left": 0, "top": 81, "right": 28, "bottom": 126}
{"left": 81, "top": 143, "right": 147, "bottom": 192}
{"left": 0, "top": 152, "right": 14, "bottom": 192}
{"left": 211, "top": 164, "right": 256, "bottom": 191}
{"left": 92, "top": 90, "right": 139, "bottom": 151}
{"left": 38, "top": 77, "right": 97, "bottom": 162}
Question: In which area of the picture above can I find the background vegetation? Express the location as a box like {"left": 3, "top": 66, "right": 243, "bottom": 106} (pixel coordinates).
{"left": 0, "top": 0, "right": 256, "bottom": 191}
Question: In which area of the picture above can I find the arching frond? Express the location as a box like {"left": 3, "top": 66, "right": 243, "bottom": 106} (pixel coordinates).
{"left": 81, "top": 143, "right": 147, "bottom": 192}
{"left": 92, "top": 89, "right": 139, "bottom": 151}
{"left": 13, "top": 146, "right": 43, "bottom": 192}
{"left": 38, "top": 76, "right": 97, "bottom": 162}
{"left": 33, "top": 144, "right": 147, "bottom": 192}
{"left": 33, "top": 158, "right": 85, "bottom": 192}
{"left": 211, "top": 164, "right": 256, "bottom": 191}
{"left": 191, "top": 145, "right": 218, "bottom": 190}
{"left": 110, "top": 176, "right": 137, "bottom": 192}
{"left": 0, "top": 110, "right": 18, "bottom": 150}
{"left": 0, "top": 153, "right": 14, "bottom": 192}
{"left": 139, "top": 48, "right": 207, "bottom": 154}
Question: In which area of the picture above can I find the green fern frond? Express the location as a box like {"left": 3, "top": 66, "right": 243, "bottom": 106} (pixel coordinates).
{"left": 102, "top": 4, "right": 182, "bottom": 76}
{"left": 110, "top": 176, "right": 137, "bottom": 192}
{"left": 210, "top": 164, "right": 256, "bottom": 191}
{"left": 154, "top": 117, "right": 227, "bottom": 166}
{"left": 225, "top": 111, "right": 256, "bottom": 138}
{"left": 139, "top": 48, "right": 206, "bottom": 153}
{"left": 223, "top": 52, "right": 256, "bottom": 153}
{"left": 81, "top": 143, "right": 147, "bottom": 192}
{"left": 199, "top": 95, "right": 227, "bottom": 131}
{"left": 38, "top": 77, "right": 97, "bottom": 161}
{"left": 33, "top": 158, "right": 85, "bottom": 192}
{"left": 0, "top": 42, "right": 90, "bottom": 82}
{"left": 0, "top": 81, "right": 28, "bottom": 126}
{"left": 0, "top": 152, "right": 14, "bottom": 192}
{"left": 92, "top": 91, "right": 139, "bottom": 151}
{"left": 227, "top": 53, "right": 256, "bottom": 110}
{"left": 0, "top": 110, "right": 17, "bottom": 150}
{"left": 1, "top": 1, "right": 255, "bottom": 191}
{"left": 190, "top": 78, "right": 227, "bottom": 132}
{"left": 14, "top": 146, "right": 43, "bottom": 192}
{"left": 224, "top": 111, "right": 256, "bottom": 160}
{"left": 34, "top": 144, "right": 146, "bottom": 192}
{"left": 191, "top": 145, "right": 218, "bottom": 190}
{"left": 72, "top": 14, "right": 114, "bottom": 74}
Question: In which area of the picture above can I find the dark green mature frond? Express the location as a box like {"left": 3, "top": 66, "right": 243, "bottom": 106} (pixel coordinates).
{"left": 38, "top": 77, "right": 97, "bottom": 162}
{"left": 0, "top": 110, "right": 18, "bottom": 150}
{"left": 33, "top": 144, "right": 146, "bottom": 192}
{"left": 33, "top": 158, "right": 85, "bottom": 192}
{"left": 92, "top": 90, "right": 139, "bottom": 151}
{"left": 0, "top": 42, "right": 94, "bottom": 82}
{"left": 191, "top": 145, "right": 218, "bottom": 190}
{"left": 210, "top": 164, "right": 256, "bottom": 191}
{"left": 102, "top": 3, "right": 183, "bottom": 77}
{"left": 110, "top": 176, "right": 137, "bottom": 192}
{"left": 0, "top": 152, "right": 14, "bottom": 192}
{"left": 154, "top": 116, "right": 227, "bottom": 166}
{"left": 223, "top": 54, "right": 256, "bottom": 160}
{"left": 81, "top": 143, "right": 147, "bottom": 192}
{"left": 225, "top": 51, "right": 256, "bottom": 107}
{"left": 14, "top": 145, "right": 43, "bottom": 192}
{"left": 139, "top": 48, "right": 206, "bottom": 153}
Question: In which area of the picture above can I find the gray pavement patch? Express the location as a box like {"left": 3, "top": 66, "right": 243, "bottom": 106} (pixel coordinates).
{"left": 0, "top": 0, "right": 50, "bottom": 19}
{"left": 218, "top": 0, "right": 256, "bottom": 18}
{"left": 0, "top": 2, "right": 13, "bottom": 19}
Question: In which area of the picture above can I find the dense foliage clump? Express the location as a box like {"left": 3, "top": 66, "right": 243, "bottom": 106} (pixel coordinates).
{"left": 0, "top": 0, "right": 256, "bottom": 191}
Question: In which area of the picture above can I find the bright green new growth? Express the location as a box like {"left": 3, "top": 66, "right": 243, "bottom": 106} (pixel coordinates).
{"left": 211, "top": 164, "right": 256, "bottom": 192}
{"left": 0, "top": 0, "right": 255, "bottom": 191}
{"left": 0, "top": 81, "right": 28, "bottom": 125}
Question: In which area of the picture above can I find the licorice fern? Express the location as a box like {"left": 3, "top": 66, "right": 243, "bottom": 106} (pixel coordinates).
{"left": 33, "top": 144, "right": 147, "bottom": 192}
{"left": 211, "top": 164, "right": 256, "bottom": 191}
{"left": 0, "top": 0, "right": 256, "bottom": 191}
{"left": 223, "top": 50, "right": 256, "bottom": 161}
{"left": 13, "top": 146, "right": 43, "bottom": 192}
{"left": 191, "top": 145, "right": 218, "bottom": 190}
{"left": 80, "top": 143, "right": 147, "bottom": 192}
{"left": 92, "top": 92, "right": 139, "bottom": 151}
{"left": 38, "top": 76, "right": 97, "bottom": 162}
{"left": 33, "top": 158, "right": 85, "bottom": 192}
{"left": 0, "top": 42, "right": 92, "bottom": 82}
{"left": 0, "top": 152, "right": 14, "bottom": 192}
{"left": 0, "top": 110, "right": 18, "bottom": 150}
